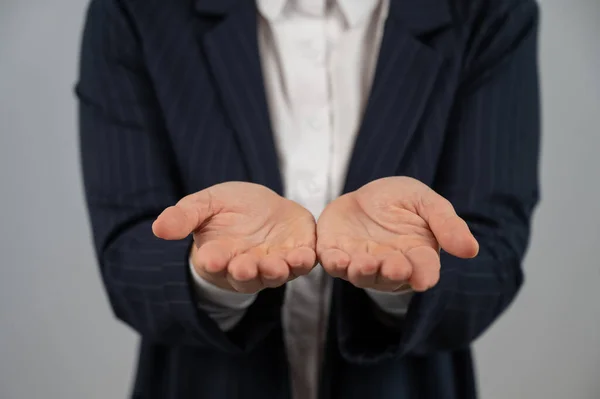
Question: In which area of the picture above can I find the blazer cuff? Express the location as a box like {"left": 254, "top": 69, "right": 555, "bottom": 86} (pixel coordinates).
{"left": 334, "top": 267, "right": 457, "bottom": 364}
{"left": 189, "top": 258, "right": 258, "bottom": 331}
{"left": 160, "top": 238, "right": 285, "bottom": 353}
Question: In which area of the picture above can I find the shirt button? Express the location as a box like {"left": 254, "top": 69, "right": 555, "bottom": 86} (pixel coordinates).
{"left": 306, "top": 116, "right": 326, "bottom": 131}
{"left": 299, "top": 40, "right": 324, "bottom": 64}
{"left": 293, "top": 171, "right": 322, "bottom": 198}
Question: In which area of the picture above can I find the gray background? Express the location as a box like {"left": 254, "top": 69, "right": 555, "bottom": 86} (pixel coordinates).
{"left": 0, "top": 0, "right": 598, "bottom": 398}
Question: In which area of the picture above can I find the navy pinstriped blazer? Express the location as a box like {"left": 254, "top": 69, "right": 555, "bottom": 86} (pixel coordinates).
{"left": 77, "top": 0, "right": 540, "bottom": 397}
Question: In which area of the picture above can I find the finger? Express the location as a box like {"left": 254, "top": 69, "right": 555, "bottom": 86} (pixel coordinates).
{"left": 193, "top": 241, "right": 233, "bottom": 277}
{"left": 347, "top": 253, "right": 380, "bottom": 288}
{"left": 405, "top": 246, "right": 441, "bottom": 292}
{"left": 319, "top": 248, "right": 350, "bottom": 278}
{"left": 227, "top": 253, "right": 262, "bottom": 293}
{"left": 379, "top": 252, "right": 412, "bottom": 287}
{"left": 152, "top": 190, "right": 215, "bottom": 240}
{"left": 258, "top": 254, "right": 290, "bottom": 288}
{"left": 285, "top": 247, "right": 317, "bottom": 277}
{"left": 418, "top": 191, "right": 479, "bottom": 258}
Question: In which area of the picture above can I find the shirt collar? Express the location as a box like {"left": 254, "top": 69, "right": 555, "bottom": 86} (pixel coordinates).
{"left": 257, "top": 0, "right": 381, "bottom": 27}
{"left": 337, "top": 0, "right": 381, "bottom": 27}
{"left": 256, "top": 0, "right": 287, "bottom": 21}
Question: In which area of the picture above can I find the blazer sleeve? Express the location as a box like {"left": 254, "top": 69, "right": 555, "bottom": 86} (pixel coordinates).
{"left": 335, "top": 0, "right": 541, "bottom": 362}
{"left": 76, "top": 0, "right": 285, "bottom": 352}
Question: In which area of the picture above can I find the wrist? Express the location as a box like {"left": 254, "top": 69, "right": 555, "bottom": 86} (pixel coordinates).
{"left": 189, "top": 253, "right": 257, "bottom": 309}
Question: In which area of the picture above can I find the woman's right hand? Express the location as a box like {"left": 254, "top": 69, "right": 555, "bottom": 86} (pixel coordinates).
{"left": 152, "top": 182, "right": 317, "bottom": 293}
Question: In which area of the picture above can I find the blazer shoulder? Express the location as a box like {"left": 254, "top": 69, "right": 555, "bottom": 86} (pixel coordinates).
{"left": 445, "top": 0, "right": 539, "bottom": 87}
{"left": 83, "top": 0, "right": 198, "bottom": 58}
{"left": 86, "top": 0, "right": 193, "bottom": 32}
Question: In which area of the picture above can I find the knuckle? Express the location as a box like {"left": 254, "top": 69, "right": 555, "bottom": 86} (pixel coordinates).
{"left": 359, "top": 263, "right": 378, "bottom": 276}
{"left": 385, "top": 268, "right": 409, "bottom": 282}
{"left": 204, "top": 260, "right": 224, "bottom": 274}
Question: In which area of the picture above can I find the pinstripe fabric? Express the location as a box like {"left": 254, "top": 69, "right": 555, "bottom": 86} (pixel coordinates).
{"left": 77, "top": 0, "right": 540, "bottom": 398}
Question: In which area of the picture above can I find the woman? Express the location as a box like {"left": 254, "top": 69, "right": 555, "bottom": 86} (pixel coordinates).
{"left": 77, "top": 0, "right": 540, "bottom": 397}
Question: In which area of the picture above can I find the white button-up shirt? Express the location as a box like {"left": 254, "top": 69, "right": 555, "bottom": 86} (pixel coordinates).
{"left": 191, "top": 1, "right": 413, "bottom": 398}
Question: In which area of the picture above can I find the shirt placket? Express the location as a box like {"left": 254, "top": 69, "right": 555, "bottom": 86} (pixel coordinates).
{"left": 282, "top": 16, "right": 332, "bottom": 399}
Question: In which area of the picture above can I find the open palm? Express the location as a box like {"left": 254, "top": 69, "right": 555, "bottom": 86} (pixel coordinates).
{"left": 153, "top": 182, "right": 317, "bottom": 293}
{"left": 317, "top": 177, "right": 479, "bottom": 292}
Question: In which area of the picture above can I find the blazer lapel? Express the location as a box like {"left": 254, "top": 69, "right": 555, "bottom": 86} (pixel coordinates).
{"left": 343, "top": 0, "right": 452, "bottom": 193}
{"left": 195, "top": 0, "right": 284, "bottom": 194}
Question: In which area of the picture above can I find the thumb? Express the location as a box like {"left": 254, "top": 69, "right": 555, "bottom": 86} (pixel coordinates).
{"left": 152, "top": 190, "right": 215, "bottom": 240}
{"left": 417, "top": 190, "right": 479, "bottom": 259}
